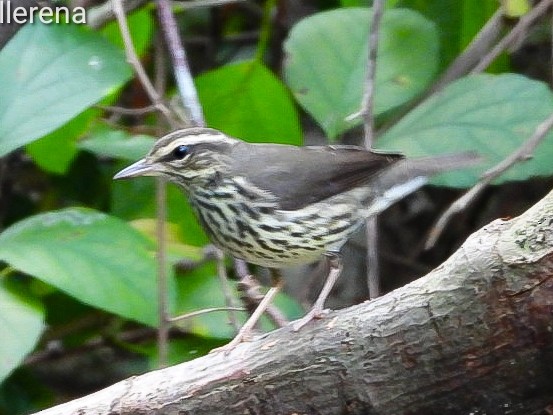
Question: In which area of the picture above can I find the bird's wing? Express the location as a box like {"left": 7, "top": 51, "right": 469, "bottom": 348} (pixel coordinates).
{"left": 229, "top": 142, "right": 403, "bottom": 211}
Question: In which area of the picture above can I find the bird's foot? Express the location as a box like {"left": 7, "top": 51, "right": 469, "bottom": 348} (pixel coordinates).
{"left": 210, "top": 330, "right": 257, "bottom": 356}
{"left": 290, "top": 308, "right": 330, "bottom": 331}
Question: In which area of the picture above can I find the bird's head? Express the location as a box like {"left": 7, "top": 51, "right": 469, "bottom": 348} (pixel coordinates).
{"left": 113, "top": 128, "right": 236, "bottom": 189}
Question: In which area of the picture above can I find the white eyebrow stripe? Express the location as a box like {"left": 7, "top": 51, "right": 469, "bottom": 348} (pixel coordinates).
{"left": 151, "top": 133, "right": 235, "bottom": 158}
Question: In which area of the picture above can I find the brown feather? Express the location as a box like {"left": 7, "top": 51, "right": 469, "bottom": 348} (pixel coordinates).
{"left": 229, "top": 142, "right": 404, "bottom": 211}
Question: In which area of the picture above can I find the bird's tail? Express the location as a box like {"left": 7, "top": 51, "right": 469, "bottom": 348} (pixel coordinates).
{"left": 395, "top": 151, "right": 482, "bottom": 176}
{"left": 363, "top": 151, "right": 481, "bottom": 216}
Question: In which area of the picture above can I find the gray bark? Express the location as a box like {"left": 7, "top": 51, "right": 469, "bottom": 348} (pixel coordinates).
{"left": 34, "top": 190, "right": 553, "bottom": 415}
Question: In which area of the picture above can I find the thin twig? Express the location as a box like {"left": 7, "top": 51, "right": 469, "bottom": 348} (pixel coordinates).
{"left": 214, "top": 248, "right": 241, "bottom": 332}
{"left": 24, "top": 327, "right": 158, "bottom": 366}
{"left": 425, "top": 111, "right": 553, "bottom": 249}
{"left": 88, "top": 0, "right": 248, "bottom": 28}
{"left": 359, "top": 0, "right": 385, "bottom": 299}
{"left": 360, "top": 4, "right": 383, "bottom": 146}
{"left": 154, "top": 0, "right": 244, "bottom": 339}
{"left": 97, "top": 104, "right": 158, "bottom": 115}
{"left": 153, "top": 31, "right": 172, "bottom": 369}
{"left": 168, "top": 307, "right": 246, "bottom": 323}
{"left": 88, "top": 0, "right": 148, "bottom": 29}
{"left": 172, "top": 0, "right": 247, "bottom": 7}
{"left": 112, "top": 0, "right": 179, "bottom": 128}
{"left": 154, "top": 31, "right": 169, "bottom": 99}
{"left": 365, "top": 218, "right": 379, "bottom": 298}
{"left": 155, "top": 157, "right": 170, "bottom": 362}
{"left": 430, "top": 8, "right": 504, "bottom": 93}
{"left": 113, "top": 0, "right": 178, "bottom": 367}
{"left": 155, "top": 0, "right": 205, "bottom": 126}
{"left": 161, "top": 238, "right": 242, "bottom": 354}
{"left": 471, "top": 0, "right": 553, "bottom": 73}
{"left": 254, "top": 0, "right": 276, "bottom": 61}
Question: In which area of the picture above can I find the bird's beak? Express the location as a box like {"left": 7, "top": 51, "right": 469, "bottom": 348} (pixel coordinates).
{"left": 113, "top": 158, "right": 154, "bottom": 180}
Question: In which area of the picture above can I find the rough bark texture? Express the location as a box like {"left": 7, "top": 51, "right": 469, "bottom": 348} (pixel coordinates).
{"left": 35, "top": 190, "right": 553, "bottom": 415}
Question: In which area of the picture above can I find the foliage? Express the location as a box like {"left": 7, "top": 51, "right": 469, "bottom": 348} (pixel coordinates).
{"left": 379, "top": 74, "right": 553, "bottom": 187}
{"left": 0, "top": 1, "right": 552, "bottom": 412}
{"left": 284, "top": 7, "right": 439, "bottom": 138}
{"left": 197, "top": 59, "right": 302, "bottom": 144}
{"left": 0, "top": 23, "right": 131, "bottom": 158}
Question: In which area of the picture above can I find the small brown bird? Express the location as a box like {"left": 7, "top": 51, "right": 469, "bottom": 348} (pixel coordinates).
{"left": 115, "top": 127, "right": 478, "bottom": 350}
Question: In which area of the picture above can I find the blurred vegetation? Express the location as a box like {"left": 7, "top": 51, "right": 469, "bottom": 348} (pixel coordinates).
{"left": 0, "top": 0, "right": 552, "bottom": 412}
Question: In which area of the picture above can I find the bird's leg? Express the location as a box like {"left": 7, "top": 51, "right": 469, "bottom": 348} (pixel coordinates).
{"left": 236, "top": 273, "right": 288, "bottom": 328}
{"left": 211, "top": 269, "right": 284, "bottom": 355}
{"left": 235, "top": 260, "right": 288, "bottom": 327}
{"left": 292, "top": 252, "right": 342, "bottom": 331}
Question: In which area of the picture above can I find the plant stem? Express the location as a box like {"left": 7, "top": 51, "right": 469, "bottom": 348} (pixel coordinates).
{"left": 362, "top": 0, "right": 386, "bottom": 299}
{"left": 255, "top": 0, "right": 276, "bottom": 62}
{"left": 155, "top": 0, "right": 205, "bottom": 127}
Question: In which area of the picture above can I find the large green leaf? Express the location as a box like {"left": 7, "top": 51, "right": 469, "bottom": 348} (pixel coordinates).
{"left": 25, "top": 109, "right": 99, "bottom": 175}
{"left": 196, "top": 60, "right": 302, "bottom": 145}
{"left": 0, "top": 281, "right": 44, "bottom": 383}
{"left": 0, "top": 23, "right": 131, "bottom": 157}
{"left": 283, "top": 7, "right": 439, "bottom": 139}
{"left": 0, "top": 208, "right": 162, "bottom": 326}
{"left": 112, "top": 177, "right": 209, "bottom": 247}
{"left": 378, "top": 74, "right": 553, "bottom": 187}
{"left": 130, "top": 219, "right": 204, "bottom": 263}
{"left": 79, "top": 127, "right": 155, "bottom": 162}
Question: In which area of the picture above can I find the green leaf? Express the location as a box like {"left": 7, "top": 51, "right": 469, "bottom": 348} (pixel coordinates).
{"left": 79, "top": 128, "right": 155, "bottom": 161}
{"left": 174, "top": 264, "right": 303, "bottom": 339}
{"left": 175, "top": 265, "right": 237, "bottom": 339}
{"left": 503, "top": 0, "right": 531, "bottom": 18}
{"left": 0, "top": 23, "right": 131, "bottom": 157}
{"left": 130, "top": 219, "right": 204, "bottom": 263}
{"left": 0, "top": 208, "right": 163, "bottom": 326}
{"left": 283, "top": 7, "right": 439, "bottom": 139}
{"left": 340, "top": 0, "right": 369, "bottom": 6}
{"left": 378, "top": 74, "right": 553, "bottom": 187}
{"left": 0, "top": 281, "right": 44, "bottom": 383}
{"left": 26, "top": 109, "right": 98, "bottom": 175}
{"left": 0, "top": 369, "right": 54, "bottom": 413}
{"left": 196, "top": 60, "right": 302, "bottom": 145}
{"left": 112, "top": 177, "right": 209, "bottom": 247}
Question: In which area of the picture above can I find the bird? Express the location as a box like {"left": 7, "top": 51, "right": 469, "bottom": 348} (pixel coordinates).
{"left": 114, "top": 127, "right": 479, "bottom": 351}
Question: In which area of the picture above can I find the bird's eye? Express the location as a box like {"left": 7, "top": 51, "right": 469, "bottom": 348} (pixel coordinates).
{"left": 172, "top": 145, "right": 189, "bottom": 160}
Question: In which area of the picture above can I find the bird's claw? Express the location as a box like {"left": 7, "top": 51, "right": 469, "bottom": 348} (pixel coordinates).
{"left": 290, "top": 308, "right": 329, "bottom": 331}
{"left": 209, "top": 331, "right": 256, "bottom": 356}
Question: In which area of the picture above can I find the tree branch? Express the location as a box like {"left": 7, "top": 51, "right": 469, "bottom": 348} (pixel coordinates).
{"left": 33, "top": 189, "right": 553, "bottom": 415}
